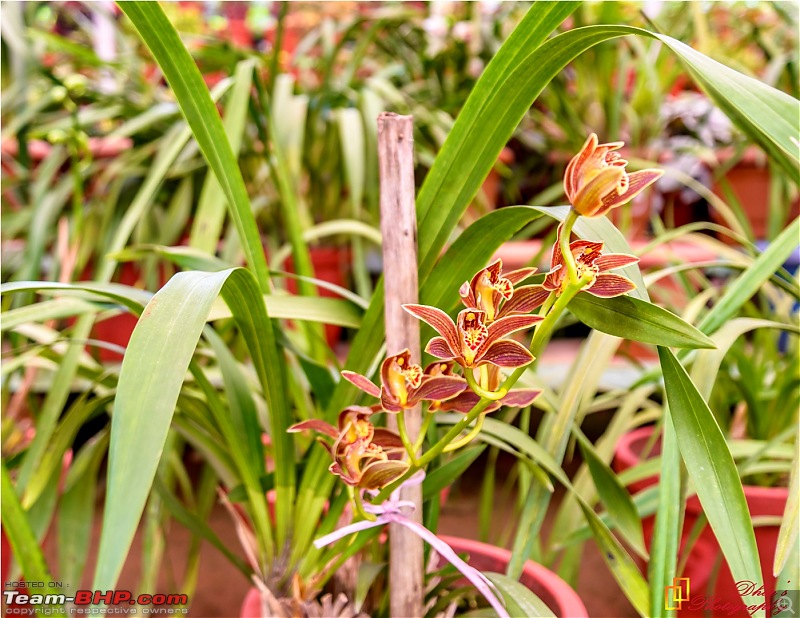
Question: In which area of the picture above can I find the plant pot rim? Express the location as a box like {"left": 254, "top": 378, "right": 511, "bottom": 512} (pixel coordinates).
{"left": 615, "top": 425, "right": 790, "bottom": 501}
{"left": 438, "top": 535, "right": 588, "bottom": 618}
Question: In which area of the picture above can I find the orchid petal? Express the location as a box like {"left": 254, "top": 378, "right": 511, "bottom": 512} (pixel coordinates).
{"left": 360, "top": 460, "right": 411, "bottom": 490}
{"left": 379, "top": 388, "right": 403, "bottom": 413}
{"left": 287, "top": 419, "right": 338, "bottom": 439}
{"left": 437, "top": 390, "right": 502, "bottom": 414}
{"left": 408, "top": 375, "right": 467, "bottom": 406}
{"left": 403, "top": 304, "right": 460, "bottom": 352}
{"left": 426, "top": 336, "right": 459, "bottom": 361}
{"left": 479, "top": 339, "right": 534, "bottom": 368}
{"left": 595, "top": 169, "right": 664, "bottom": 216}
{"left": 371, "top": 428, "right": 405, "bottom": 451}
{"left": 499, "top": 285, "right": 550, "bottom": 316}
{"left": 424, "top": 360, "right": 457, "bottom": 377}
{"left": 486, "top": 314, "right": 543, "bottom": 341}
{"left": 504, "top": 266, "right": 537, "bottom": 285}
{"left": 588, "top": 273, "right": 637, "bottom": 298}
{"left": 572, "top": 166, "right": 626, "bottom": 217}
{"left": 500, "top": 389, "right": 543, "bottom": 407}
{"left": 594, "top": 253, "right": 639, "bottom": 271}
{"left": 542, "top": 266, "right": 563, "bottom": 291}
{"left": 341, "top": 371, "right": 381, "bottom": 398}
{"left": 565, "top": 133, "right": 598, "bottom": 200}
{"left": 459, "top": 280, "right": 477, "bottom": 309}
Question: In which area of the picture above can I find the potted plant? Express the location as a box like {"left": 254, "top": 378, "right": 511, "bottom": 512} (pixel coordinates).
{"left": 2, "top": 2, "right": 798, "bottom": 617}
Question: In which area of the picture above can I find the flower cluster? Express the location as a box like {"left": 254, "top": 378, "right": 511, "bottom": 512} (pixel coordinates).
{"left": 291, "top": 259, "right": 545, "bottom": 490}
{"left": 289, "top": 406, "right": 409, "bottom": 490}
{"left": 290, "top": 133, "right": 661, "bottom": 494}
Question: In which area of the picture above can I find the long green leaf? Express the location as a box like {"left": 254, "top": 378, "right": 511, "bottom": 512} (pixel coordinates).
{"left": 658, "top": 347, "right": 762, "bottom": 610}
{"left": 58, "top": 430, "right": 109, "bottom": 589}
{"left": 570, "top": 294, "right": 716, "bottom": 349}
{"left": 1, "top": 462, "right": 51, "bottom": 585}
{"left": 189, "top": 58, "right": 256, "bottom": 253}
{"left": 483, "top": 572, "right": 555, "bottom": 618}
{"left": 647, "top": 414, "right": 683, "bottom": 618}
{"left": 93, "top": 268, "right": 290, "bottom": 589}
{"left": 652, "top": 34, "right": 799, "bottom": 182}
{"left": 774, "top": 434, "right": 799, "bottom": 577}
{"left": 696, "top": 218, "right": 800, "bottom": 336}
{"left": 576, "top": 432, "right": 647, "bottom": 558}
{"left": 118, "top": 2, "right": 270, "bottom": 291}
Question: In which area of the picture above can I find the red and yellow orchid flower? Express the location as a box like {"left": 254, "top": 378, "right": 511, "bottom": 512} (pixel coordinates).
{"left": 289, "top": 406, "right": 409, "bottom": 490}
{"left": 520, "top": 225, "right": 639, "bottom": 303}
{"left": 459, "top": 259, "right": 543, "bottom": 322}
{"left": 565, "top": 133, "right": 663, "bottom": 218}
{"left": 403, "top": 305, "right": 542, "bottom": 370}
{"left": 425, "top": 361, "right": 542, "bottom": 413}
{"left": 342, "top": 349, "right": 467, "bottom": 413}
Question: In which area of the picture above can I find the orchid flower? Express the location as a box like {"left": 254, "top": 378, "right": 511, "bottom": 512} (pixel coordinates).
{"left": 565, "top": 133, "right": 663, "bottom": 218}
{"left": 313, "top": 474, "right": 510, "bottom": 618}
{"left": 458, "top": 259, "right": 539, "bottom": 322}
{"left": 288, "top": 406, "right": 409, "bottom": 490}
{"left": 403, "top": 305, "right": 542, "bottom": 370}
{"left": 426, "top": 362, "right": 541, "bottom": 413}
{"left": 547, "top": 225, "right": 640, "bottom": 297}
{"left": 342, "top": 349, "right": 467, "bottom": 413}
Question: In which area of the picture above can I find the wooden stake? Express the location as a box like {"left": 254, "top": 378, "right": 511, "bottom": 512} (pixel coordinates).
{"left": 377, "top": 112, "right": 424, "bottom": 618}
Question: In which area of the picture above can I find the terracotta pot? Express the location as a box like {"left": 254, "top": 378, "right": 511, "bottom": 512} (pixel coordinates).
{"left": 710, "top": 147, "right": 800, "bottom": 242}
{"left": 239, "top": 534, "right": 587, "bottom": 618}
{"left": 286, "top": 246, "right": 352, "bottom": 346}
{"left": 614, "top": 426, "right": 789, "bottom": 617}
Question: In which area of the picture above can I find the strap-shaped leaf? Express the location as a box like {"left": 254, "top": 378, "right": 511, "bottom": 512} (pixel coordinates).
{"left": 658, "top": 348, "right": 762, "bottom": 609}
{"left": 1, "top": 462, "right": 51, "bottom": 585}
{"left": 93, "top": 268, "right": 290, "bottom": 589}
{"left": 118, "top": 2, "right": 270, "bottom": 291}
{"left": 570, "top": 294, "right": 716, "bottom": 349}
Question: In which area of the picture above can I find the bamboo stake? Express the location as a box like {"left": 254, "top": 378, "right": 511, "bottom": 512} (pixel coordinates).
{"left": 377, "top": 112, "right": 424, "bottom": 617}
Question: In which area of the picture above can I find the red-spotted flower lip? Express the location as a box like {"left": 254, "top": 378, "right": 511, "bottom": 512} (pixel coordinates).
{"left": 565, "top": 133, "right": 663, "bottom": 218}
{"left": 341, "top": 349, "right": 467, "bottom": 413}
{"left": 403, "top": 304, "right": 542, "bottom": 370}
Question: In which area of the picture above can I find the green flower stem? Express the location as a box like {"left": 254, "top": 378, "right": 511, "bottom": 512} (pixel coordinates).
{"left": 443, "top": 413, "right": 486, "bottom": 453}
{"left": 465, "top": 369, "right": 507, "bottom": 400}
{"left": 529, "top": 273, "right": 592, "bottom": 361}
{"left": 370, "top": 399, "right": 492, "bottom": 504}
{"left": 352, "top": 486, "right": 376, "bottom": 522}
{"left": 413, "top": 412, "right": 434, "bottom": 453}
{"left": 397, "top": 410, "right": 421, "bottom": 466}
{"left": 560, "top": 208, "right": 581, "bottom": 284}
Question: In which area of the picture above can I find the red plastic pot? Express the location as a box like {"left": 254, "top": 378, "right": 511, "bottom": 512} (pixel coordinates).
{"left": 240, "top": 535, "right": 587, "bottom": 618}
{"left": 614, "top": 426, "right": 789, "bottom": 617}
